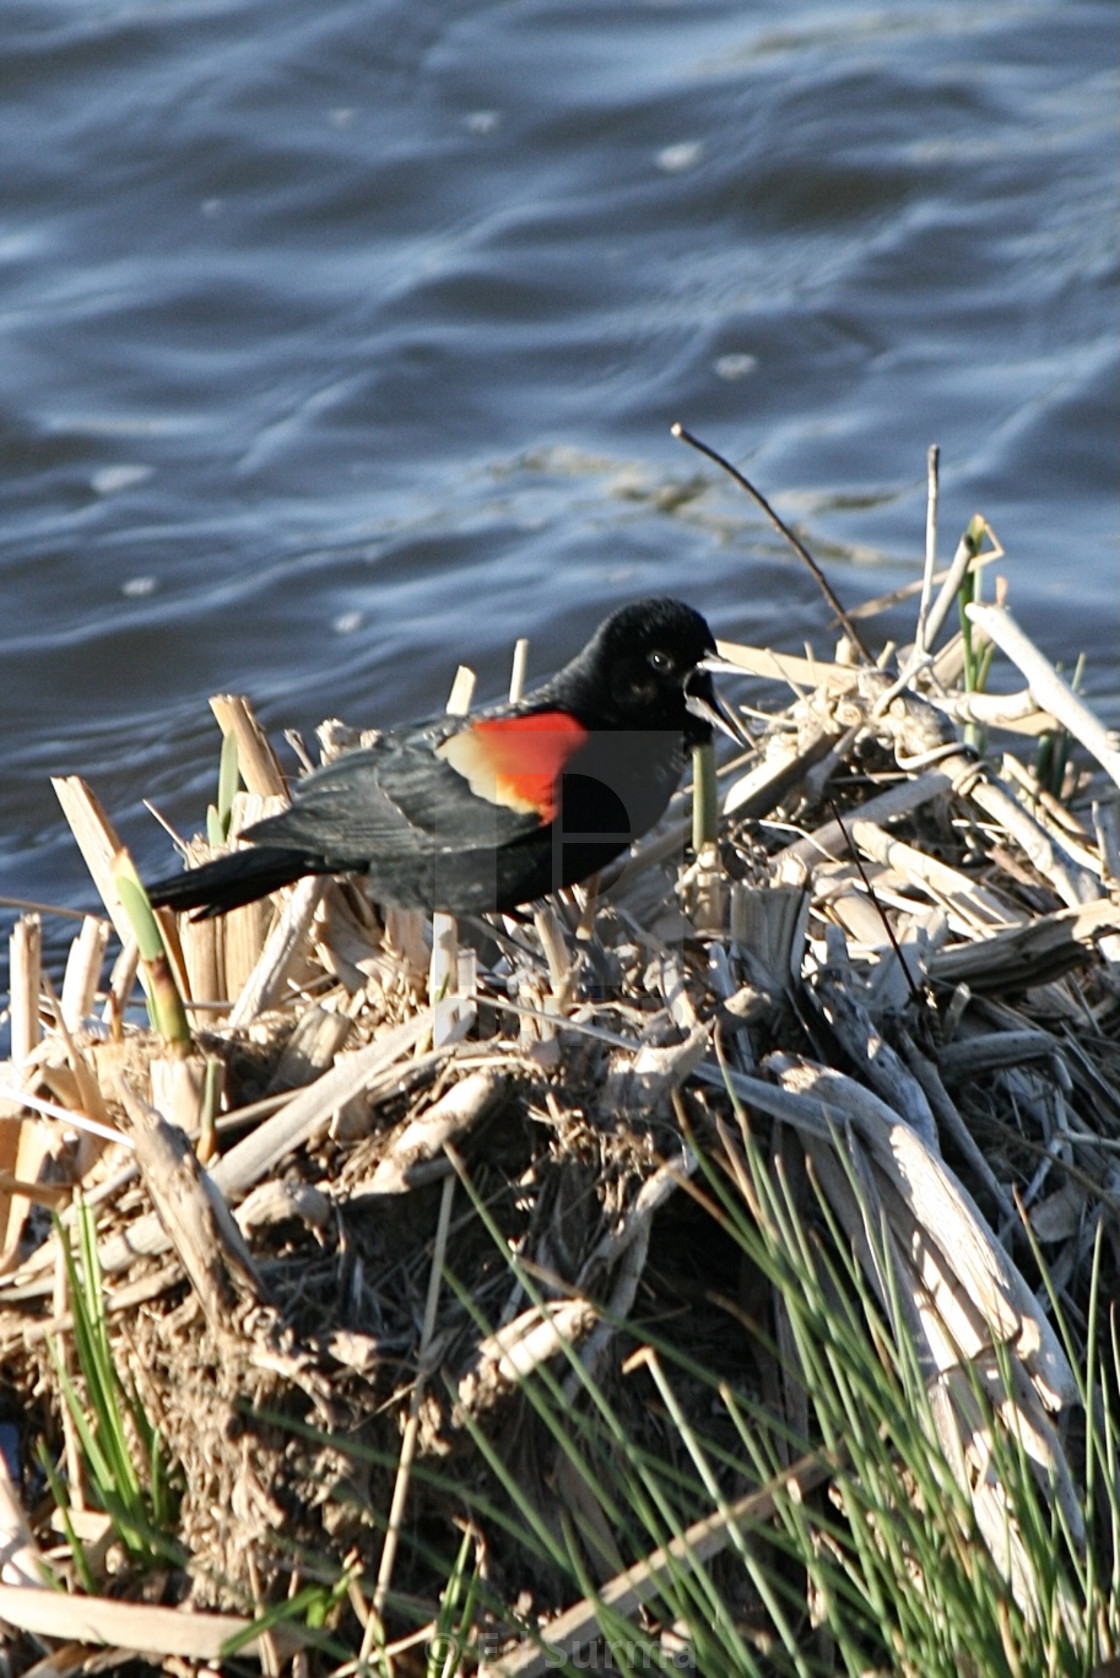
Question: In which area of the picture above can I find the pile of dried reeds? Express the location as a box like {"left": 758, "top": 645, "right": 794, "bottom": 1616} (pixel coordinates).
{"left": 1, "top": 472, "right": 1118, "bottom": 1675}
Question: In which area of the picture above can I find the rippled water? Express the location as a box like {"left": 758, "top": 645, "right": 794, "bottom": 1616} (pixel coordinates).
{"left": 1, "top": 0, "right": 1117, "bottom": 977}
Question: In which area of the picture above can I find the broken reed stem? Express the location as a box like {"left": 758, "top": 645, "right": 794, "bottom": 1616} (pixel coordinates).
{"left": 60, "top": 916, "right": 109, "bottom": 1034}
{"left": 227, "top": 876, "right": 326, "bottom": 1027}
{"left": 444, "top": 664, "right": 476, "bottom": 719}
{"left": 534, "top": 904, "right": 573, "bottom": 1011}
{"left": 208, "top": 694, "right": 286, "bottom": 798}
{"left": 8, "top": 914, "right": 42, "bottom": 1071}
{"left": 509, "top": 637, "right": 530, "bottom": 704}
{"left": 915, "top": 441, "right": 939, "bottom": 657}
{"left": 431, "top": 665, "right": 476, "bottom": 1047}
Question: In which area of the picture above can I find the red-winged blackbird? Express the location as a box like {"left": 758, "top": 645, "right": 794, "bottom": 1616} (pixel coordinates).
{"left": 145, "top": 597, "right": 737, "bottom": 920}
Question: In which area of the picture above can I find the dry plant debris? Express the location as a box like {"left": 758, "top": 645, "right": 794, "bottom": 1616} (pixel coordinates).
{"left": 0, "top": 507, "right": 1118, "bottom": 1676}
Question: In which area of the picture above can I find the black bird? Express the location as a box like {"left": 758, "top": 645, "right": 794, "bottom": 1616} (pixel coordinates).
{"left": 145, "top": 597, "right": 736, "bottom": 919}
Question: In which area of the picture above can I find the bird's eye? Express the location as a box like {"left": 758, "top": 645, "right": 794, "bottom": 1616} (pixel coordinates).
{"left": 647, "top": 648, "right": 673, "bottom": 674}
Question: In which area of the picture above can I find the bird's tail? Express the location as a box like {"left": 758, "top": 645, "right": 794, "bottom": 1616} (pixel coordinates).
{"left": 145, "top": 846, "right": 326, "bottom": 920}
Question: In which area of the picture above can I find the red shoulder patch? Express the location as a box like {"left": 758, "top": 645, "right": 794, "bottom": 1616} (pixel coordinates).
{"left": 436, "top": 710, "right": 588, "bottom": 823}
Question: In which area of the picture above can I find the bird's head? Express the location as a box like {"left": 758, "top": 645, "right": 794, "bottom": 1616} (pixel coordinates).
{"left": 558, "top": 597, "right": 743, "bottom": 746}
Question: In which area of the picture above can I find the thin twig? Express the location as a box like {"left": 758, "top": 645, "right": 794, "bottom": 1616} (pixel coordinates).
{"left": 0, "top": 896, "right": 95, "bottom": 923}
{"left": 826, "top": 800, "right": 923, "bottom": 1009}
{"left": 368, "top": 1171, "right": 456, "bottom": 1666}
{"left": 671, "top": 423, "right": 871, "bottom": 662}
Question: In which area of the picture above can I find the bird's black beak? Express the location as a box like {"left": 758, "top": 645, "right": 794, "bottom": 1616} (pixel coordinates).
{"left": 684, "top": 670, "right": 750, "bottom": 748}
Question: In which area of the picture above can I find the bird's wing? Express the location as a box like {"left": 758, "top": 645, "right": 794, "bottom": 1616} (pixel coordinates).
{"left": 244, "top": 709, "right": 591, "bottom": 862}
